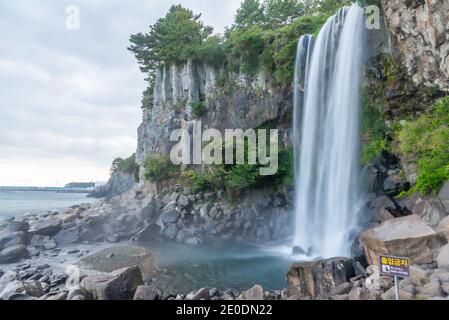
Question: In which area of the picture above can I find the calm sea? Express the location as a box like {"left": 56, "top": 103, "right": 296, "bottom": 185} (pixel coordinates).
{"left": 0, "top": 190, "right": 94, "bottom": 219}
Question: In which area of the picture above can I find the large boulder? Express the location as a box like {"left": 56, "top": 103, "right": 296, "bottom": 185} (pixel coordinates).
{"left": 412, "top": 199, "right": 447, "bottom": 228}
{"left": 0, "top": 279, "right": 43, "bottom": 300}
{"left": 29, "top": 218, "right": 62, "bottom": 237}
{"left": 133, "top": 286, "right": 159, "bottom": 300}
{"left": 360, "top": 215, "right": 437, "bottom": 265}
{"left": 286, "top": 258, "right": 355, "bottom": 299}
{"left": 0, "top": 231, "right": 26, "bottom": 250}
{"left": 29, "top": 235, "right": 58, "bottom": 251}
{"left": 132, "top": 223, "right": 161, "bottom": 242}
{"left": 437, "top": 245, "right": 449, "bottom": 270}
{"left": 241, "top": 285, "right": 265, "bottom": 300}
{"left": 0, "top": 245, "right": 28, "bottom": 264}
{"left": 186, "top": 288, "right": 211, "bottom": 300}
{"left": 159, "top": 210, "right": 180, "bottom": 225}
{"left": 81, "top": 266, "right": 143, "bottom": 300}
{"left": 436, "top": 216, "right": 449, "bottom": 241}
{"left": 7, "top": 221, "right": 29, "bottom": 233}
{"left": 54, "top": 227, "right": 81, "bottom": 245}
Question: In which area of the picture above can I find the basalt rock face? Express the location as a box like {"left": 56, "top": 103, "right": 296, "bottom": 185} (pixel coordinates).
{"left": 285, "top": 258, "right": 355, "bottom": 299}
{"left": 381, "top": 0, "right": 449, "bottom": 91}
{"left": 90, "top": 172, "right": 136, "bottom": 199}
{"left": 136, "top": 60, "right": 292, "bottom": 170}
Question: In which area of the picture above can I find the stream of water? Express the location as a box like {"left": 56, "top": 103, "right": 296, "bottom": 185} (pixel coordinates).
{"left": 293, "top": 4, "right": 366, "bottom": 258}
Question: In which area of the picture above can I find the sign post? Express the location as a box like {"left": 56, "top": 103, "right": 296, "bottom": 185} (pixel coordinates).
{"left": 379, "top": 255, "right": 410, "bottom": 301}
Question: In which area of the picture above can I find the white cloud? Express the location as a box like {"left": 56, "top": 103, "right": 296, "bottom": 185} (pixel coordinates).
{"left": 0, "top": 0, "right": 241, "bottom": 187}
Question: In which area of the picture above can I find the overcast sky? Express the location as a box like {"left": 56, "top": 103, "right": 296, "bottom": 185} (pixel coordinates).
{"left": 0, "top": 0, "right": 241, "bottom": 187}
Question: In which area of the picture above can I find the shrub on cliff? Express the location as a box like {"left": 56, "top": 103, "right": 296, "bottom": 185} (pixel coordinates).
{"left": 190, "top": 100, "right": 208, "bottom": 118}
{"left": 143, "top": 156, "right": 180, "bottom": 182}
{"left": 110, "top": 154, "right": 140, "bottom": 182}
{"left": 399, "top": 97, "right": 449, "bottom": 194}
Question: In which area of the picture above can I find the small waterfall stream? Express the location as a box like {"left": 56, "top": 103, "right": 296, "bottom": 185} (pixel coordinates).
{"left": 293, "top": 4, "right": 366, "bottom": 258}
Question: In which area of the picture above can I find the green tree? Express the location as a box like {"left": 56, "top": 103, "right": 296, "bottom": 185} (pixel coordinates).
{"left": 234, "top": 0, "right": 265, "bottom": 28}
{"left": 264, "top": 0, "right": 305, "bottom": 28}
{"left": 128, "top": 5, "right": 213, "bottom": 76}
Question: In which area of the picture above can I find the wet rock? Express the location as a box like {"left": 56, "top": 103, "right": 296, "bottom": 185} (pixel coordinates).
{"left": 140, "top": 202, "right": 161, "bottom": 222}
{"left": 81, "top": 266, "right": 143, "bottom": 300}
{"left": 67, "top": 285, "right": 87, "bottom": 300}
{"left": 185, "top": 237, "right": 202, "bottom": 245}
{"left": 292, "top": 246, "right": 306, "bottom": 255}
{"left": 160, "top": 210, "right": 180, "bottom": 225}
{"left": 133, "top": 286, "right": 159, "bottom": 300}
{"left": 54, "top": 227, "right": 80, "bottom": 245}
{"left": 186, "top": 287, "right": 210, "bottom": 300}
{"left": 286, "top": 258, "right": 354, "bottom": 299}
{"left": 30, "top": 218, "right": 62, "bottom": 237}
{"left": 162, "top": 225, "right": 178, "bottom": 240}
{"left": 30, "top": 235, "right": 58, "bottom": 250}
{"left": 437, "top": 244, "right": 449, "bottom": 270}
{"left": 7, "top": 221, "right": 29, "bottom": 233}
{"left": 0, "top": 231, "right": 26, "bottom": 250}
{"left": 0, "top": 245, "right": 28, "bottom": 264}
{"left": 0, "top": 280, "right": 25, "bottom": 300}
{"left": 384, "top": 174, "right": 410, "bottom": 197}
{"left": 360, "top": 215, "right": 437, "bottom": 265}
{"left": 133, "top": 223, "right": 161, "bottom": 242}
{"left": 0, "top": 280, "right": 43, "bottom": 299}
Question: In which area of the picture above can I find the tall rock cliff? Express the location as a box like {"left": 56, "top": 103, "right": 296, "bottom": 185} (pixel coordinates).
{"left": 136, "top": 60, "right": 292, "bottom": 167}
{"left": 381, "top": 0, "right": 449, "bottom": 91}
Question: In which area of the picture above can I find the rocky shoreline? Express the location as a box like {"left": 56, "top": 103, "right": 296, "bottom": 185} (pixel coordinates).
{"left": 1, "top": 153, "right": 449, "bottom": 301}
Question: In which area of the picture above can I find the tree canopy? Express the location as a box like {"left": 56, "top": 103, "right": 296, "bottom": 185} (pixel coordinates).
{"left": 128, "top": 5, "right": 213, "bottom": 76}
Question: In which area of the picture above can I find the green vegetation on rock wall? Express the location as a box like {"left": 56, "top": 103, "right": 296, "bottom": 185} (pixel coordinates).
{"left": 143, "top": 147, "right": 293, "bottom": 195}
{"left": 129, "top": 0, "right": 351, "bottom": 105}
{"left": 110, "top": 154, "right": 140, "bottom": 182}
{"left": 399, "top": 97, "right": 449, "bottom": 195}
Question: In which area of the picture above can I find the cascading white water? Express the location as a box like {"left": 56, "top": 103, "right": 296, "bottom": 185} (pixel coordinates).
{"left": 293, "top": 4, "right": 366, "bottom": 258}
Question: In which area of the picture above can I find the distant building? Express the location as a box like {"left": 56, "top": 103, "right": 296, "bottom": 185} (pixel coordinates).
{"left": 64, "top": 182, "right": 96, "bottom": 189}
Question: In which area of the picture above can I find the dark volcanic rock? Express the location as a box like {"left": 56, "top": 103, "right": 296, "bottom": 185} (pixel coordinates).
{"left": 133, "top": 223, "right": 161, "bottom": 242}
{"left": 286, "top": 257, "right": 355, "bottom": 299}
{"left": 7, "top": 221, "right": 29, "bottom": 233}
{"left": 0, "top": 245, "right": 28, "bottom": 264}
{"left": 30, "top": 235, "right": 58, "bottom": 251}
{"left": 30, "top": 218, "right": 62, "bottom": 237}
{"left": 0, "top": 231, "right": 26, "bottom": 250}
{"left": 160, "top": 210, "right": 180, "bottom": 225}
{"left": 54, "top": 227, "right": 81, "bottom": 245}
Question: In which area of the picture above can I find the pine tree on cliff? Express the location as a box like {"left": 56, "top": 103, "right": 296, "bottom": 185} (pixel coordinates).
{"left": 128, "top": 4, "right": 213, "bottom": 79}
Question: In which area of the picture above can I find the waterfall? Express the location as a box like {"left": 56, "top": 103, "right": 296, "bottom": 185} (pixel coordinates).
{"left": 293, "top": 4, "right": 366, "bottom": 258}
